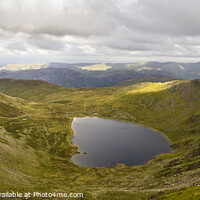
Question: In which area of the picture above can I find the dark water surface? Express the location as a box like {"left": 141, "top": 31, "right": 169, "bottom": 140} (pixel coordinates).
{"left": 70, "top": 117, "right": 170, "bottom": 168}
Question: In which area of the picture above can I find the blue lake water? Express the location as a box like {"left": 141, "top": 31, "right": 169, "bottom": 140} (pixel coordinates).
{"left": 70, "top": 117, "right": 170, "bottom": 168}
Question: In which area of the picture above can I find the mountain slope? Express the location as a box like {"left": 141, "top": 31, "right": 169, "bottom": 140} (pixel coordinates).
{"left": 0, "top": 79, "right": 200, "bottom": 199}
{"left": 0, "top": 78, "right": 67, "bottom": 101}
{"left": 0, "top": 92, "right": 25, "bottom": 117}
{"left": 0, "top": 67, "right": 148, "bottom": 88}
{"left": 0, "top": 61, "right": 199, "bottom": 88}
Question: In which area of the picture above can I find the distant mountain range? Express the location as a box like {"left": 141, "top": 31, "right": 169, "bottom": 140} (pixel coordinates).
{"left": 0, "top": 62, "right": 200, "bottom": 87}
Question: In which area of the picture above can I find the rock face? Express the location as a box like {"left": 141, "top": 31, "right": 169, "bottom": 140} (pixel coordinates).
{"left": 0, "top": 62, "right": 200, "bottom": 87}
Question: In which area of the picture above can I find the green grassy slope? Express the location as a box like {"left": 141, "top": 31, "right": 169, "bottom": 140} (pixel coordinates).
{"left": 0, "top": 92, "right": 25, "bottom": 117}
{"left": 0, "top": 78, "right": 200, "bottom": 199}
{"left": 0, "top": 78, "right": 70, "bottom": 101}
{"left": 118, "top": 77, "right": 178, "bottom": 86}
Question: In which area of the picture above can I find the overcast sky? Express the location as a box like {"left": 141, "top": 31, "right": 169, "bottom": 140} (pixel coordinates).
{"left": 0, "top": 0, "right": 200, "bottom": 63}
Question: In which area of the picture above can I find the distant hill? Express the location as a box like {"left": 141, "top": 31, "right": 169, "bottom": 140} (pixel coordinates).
{"left": 0, "top": 66, "right": 148, "bottom": 88}
{"left": 0, "top": 62, "right": 200, "bottom": 87}
{"left": 0, "top": 63, "right": 49, "bottom": 71}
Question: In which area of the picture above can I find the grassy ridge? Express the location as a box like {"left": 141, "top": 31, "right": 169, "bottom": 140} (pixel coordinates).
{"left": 118, "top": 77, "right": 178, "bottom": 86}
{"left": 0, "top": 78, "right": 200, "bottom": 199}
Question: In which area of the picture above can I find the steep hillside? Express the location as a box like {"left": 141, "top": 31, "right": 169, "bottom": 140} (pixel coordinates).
{"left": 0, "top": 92, "right": 25, "bottom": 117}
{"left": 0, "top": 79, "right": 200, "bottom": 199}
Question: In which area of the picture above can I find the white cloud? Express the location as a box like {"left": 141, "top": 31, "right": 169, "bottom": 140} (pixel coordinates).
{"left": 0, "top": 0, "right": 200, "bottom": 63}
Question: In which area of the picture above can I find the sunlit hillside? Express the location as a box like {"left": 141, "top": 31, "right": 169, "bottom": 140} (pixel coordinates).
{"left": 0, "top": 78, "right": 200, "bottom": 199}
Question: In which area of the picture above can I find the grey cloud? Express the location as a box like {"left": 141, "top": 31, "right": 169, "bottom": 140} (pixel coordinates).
{"left": 0, "top": 0, "right": 200, "bottom": 61}
{"left": 122, "top": 0, "right": 200, "bottom": 36}
{"left": 0, "top": 0, "right": 200, "bottom": 38}
{"left": 0, "top": 0, "right": 119, "bottom": 36}
{"left": 7, "top": 41, "right": 26, "bottom": 51}
{"left": 27, "top": 35, "right": 65, "bottom": 51}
